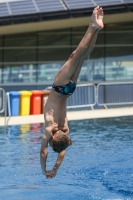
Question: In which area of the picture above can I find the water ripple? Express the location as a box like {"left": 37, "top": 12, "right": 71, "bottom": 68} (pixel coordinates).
{"left": 0, "top": 117, "right": 133, "bottom": 200}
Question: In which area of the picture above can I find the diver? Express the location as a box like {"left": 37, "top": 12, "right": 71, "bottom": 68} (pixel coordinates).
{"left": 40, "top": 6, "right": 104, "bottom": 178}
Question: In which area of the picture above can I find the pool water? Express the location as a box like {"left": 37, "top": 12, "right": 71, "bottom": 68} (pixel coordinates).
{"left": 0, "top": 117, "right": 133, "bottom": 200}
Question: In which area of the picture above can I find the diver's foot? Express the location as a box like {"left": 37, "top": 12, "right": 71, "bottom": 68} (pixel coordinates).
{"left": 90, "top": 6, "right": 104, "bottom": 30}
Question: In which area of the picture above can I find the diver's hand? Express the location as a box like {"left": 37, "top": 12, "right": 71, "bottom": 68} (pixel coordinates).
{"left": 45, "top": 168, "right": 57, "bottom": 179}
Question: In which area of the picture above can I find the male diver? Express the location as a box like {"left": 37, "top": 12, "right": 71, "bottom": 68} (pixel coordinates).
{"left": 40, "top": 6, "right": 104, "bottom": 179}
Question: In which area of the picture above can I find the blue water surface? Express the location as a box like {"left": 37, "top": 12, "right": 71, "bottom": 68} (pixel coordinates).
{"left": 0, "top": 117, "right": 133, "bottom": 200}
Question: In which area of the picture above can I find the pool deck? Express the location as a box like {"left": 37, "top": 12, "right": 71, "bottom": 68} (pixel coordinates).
{"left": 0, "top": 106, "right": 133, "bottom": 126}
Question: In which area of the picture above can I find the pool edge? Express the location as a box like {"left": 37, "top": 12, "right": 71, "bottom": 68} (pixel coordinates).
{"left": 0, "top": 107, "right": 133, "bottom": 126}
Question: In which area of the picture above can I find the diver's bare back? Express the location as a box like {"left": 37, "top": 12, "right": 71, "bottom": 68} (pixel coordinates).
{"left": 44, "top": 90, "right": 68, "bottom": 133}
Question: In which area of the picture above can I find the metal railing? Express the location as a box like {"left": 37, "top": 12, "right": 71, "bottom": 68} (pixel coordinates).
{"left": 0, "top": 88, "right": 7, "bottom": 127}
{"left": 46, "top": 83, "right": 96, "bottom": 109}
{"left": 46, "top": 82, "right": 133, "bottom": 109}
{"left": 0, "top": 88, "right": 5, "bottom": 113}
{"left": 1, "top": 82, "right": 133, "bottom": 127}
{"left": 6, "top": 92, "right": 11, "bottom": 125}
{"left": 97, "top": 82, "right": 133, "bottom": 108}
{"left": 67, "top": 84, "right": 96, "bottom": 109}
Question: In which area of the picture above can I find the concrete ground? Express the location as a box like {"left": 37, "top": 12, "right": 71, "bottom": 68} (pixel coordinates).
{"left": 0, "top": 107, "right": 133, "bottom": 127}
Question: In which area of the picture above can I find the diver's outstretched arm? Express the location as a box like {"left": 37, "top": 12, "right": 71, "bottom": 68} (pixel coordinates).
{"left": 45, "top": 150, "right": 66, "bottom": 179}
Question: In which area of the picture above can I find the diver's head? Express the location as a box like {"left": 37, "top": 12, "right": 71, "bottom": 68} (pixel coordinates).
{"left": 51, "top": 130, "right": 72, "bottom": 153}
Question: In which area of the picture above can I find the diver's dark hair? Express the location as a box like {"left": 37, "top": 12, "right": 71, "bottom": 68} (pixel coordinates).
{"left": 52, "top": 130, "right": 72, "bottom": 153}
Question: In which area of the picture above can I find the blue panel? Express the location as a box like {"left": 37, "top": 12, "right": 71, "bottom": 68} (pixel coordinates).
{"left": 64, "top": 0, "right": 133, "bottom": 9}
{"left": 94, "top": 0, "right": 123, "bottom": 6}
{"left": 35, "top": 0, "right": 66, "bottom": 12}
{"left": 123, "top": 0, "right": 133, "bottom": 2}
{"left": 0, "top": 3, "right": 10, "bottom": 17}
{"left": 64, "top": 0, "right": 95, "bottom": 9}
{"left": 9, "top": 0, "right": 37, "bottom": 15}
{"left": 0, "top": 0, "right": 132, "bottom": 18}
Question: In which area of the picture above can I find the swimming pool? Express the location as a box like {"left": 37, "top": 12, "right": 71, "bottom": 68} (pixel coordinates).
{"left": 0, "top": 117, "right": 133, "bottom": 200}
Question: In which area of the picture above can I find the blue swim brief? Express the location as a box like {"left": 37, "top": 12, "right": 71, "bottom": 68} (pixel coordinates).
{"left": 52, "top": 80, "right": 76, "bottom": 96}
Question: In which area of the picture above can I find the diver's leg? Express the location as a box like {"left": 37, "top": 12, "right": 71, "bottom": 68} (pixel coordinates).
{"left": 54, "top": 6, "right": 104, "bottom": 85}
{"left": 71, "top": 29, "right": 99, "bottom": 83}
